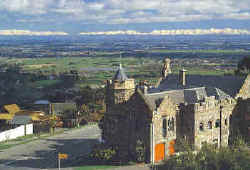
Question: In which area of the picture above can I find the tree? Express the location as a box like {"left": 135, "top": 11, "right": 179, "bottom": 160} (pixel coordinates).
{"left": 236, "top": 56, "right": 250, "bottom": 74}
{"left": 49, "top": 114, "right": 57, "bottom": 135}
{"left": 75, "top": 86, "right": 94, "bottom": 107}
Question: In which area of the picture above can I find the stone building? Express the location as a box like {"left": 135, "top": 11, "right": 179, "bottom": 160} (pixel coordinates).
{"left": 101, "top": 58, "right": 250, "bottom": 163}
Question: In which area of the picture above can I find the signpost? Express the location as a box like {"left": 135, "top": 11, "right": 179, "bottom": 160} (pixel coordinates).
{"left": 58, "top": 153, "right": 68, "bottom": 170}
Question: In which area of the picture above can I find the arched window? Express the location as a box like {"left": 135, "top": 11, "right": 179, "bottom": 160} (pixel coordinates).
{"left": 208, "top": 121, "right": 212, "bottom": 129}
{"left": 163, "top": 118, "right": 167, "bottom": 137}
{"left": 215, "top": 119, "right": 220, "bottom": 128}
{"left": 199, "top": 122, "right": 204, "bottom": 131}
{"left": 167, "top": 117, "right": 175, "bottom": 131}
{"left": 225, "top": 118, "right": 228, "bottom": 126}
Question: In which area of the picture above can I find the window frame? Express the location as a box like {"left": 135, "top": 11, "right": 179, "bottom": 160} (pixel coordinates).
{"left": 208, "top": 121, "right": 213, "bottom": 129}
{"left": 215, "top": 119, "right": 220, "bottom": 128}
{"left": 199, "top": 122, "right": 204, "bottom": 131}
{"left": 162, "top": 118, "right": 167, "bottom": 137}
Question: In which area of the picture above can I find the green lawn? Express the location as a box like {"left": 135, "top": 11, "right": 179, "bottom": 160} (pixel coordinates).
{"left": 0, "top": 143, "right": 13, "bottom": 150}
{"left": 0, "top": 56, "right": 237, "bottom": 93}
{"left": 31, "top": 80, "right": 62, "bottom": 88}
{"left": 0, "top": 139, "right": 35, "bottom": 151}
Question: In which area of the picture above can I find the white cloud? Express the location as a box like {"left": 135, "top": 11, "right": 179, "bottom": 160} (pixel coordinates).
{"left": 88, "top": 3, "right": 104, "bottom": 11}
{"left": 0, "top": 29, "right": 68, "bottom": 36}
{"left": 79, "top": 28, "right": 250, "bottom": 35}
{"left": 0, "top": 0, "right": 52, "bottom": 14}
{"left": 0, "top": 0, "right": 250, "bottom": 24}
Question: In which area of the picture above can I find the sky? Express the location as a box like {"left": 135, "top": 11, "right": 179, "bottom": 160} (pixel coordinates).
{"left": 0, "top": 0, "right": 250, "bottom": 35}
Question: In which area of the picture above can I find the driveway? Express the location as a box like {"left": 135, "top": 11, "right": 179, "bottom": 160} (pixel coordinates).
{"left": 0, "top": 125, "right": 101, "bottom": 170}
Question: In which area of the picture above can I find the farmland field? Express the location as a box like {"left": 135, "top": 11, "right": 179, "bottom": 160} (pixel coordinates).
{"left": 0, "top": 35, "right": 248, "bottom": 105}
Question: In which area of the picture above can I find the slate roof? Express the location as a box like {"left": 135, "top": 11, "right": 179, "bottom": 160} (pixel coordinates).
{"left": 145, "top": 86, "right": 232, "bottom": 110}
{"left": 34, "top": 100, "right": 50, "bottom": 104}
{"left": 3, "top": 104, "right": 20, "bottom": 114}
{"left": 113, "top": 64, "right": 128, "bottom": 81}
{"left": 153, "top": 74, "right": 247, "bottom": 98}
{"left": 52, "top": 103, "right": 77, "bottom": 115}
{"left": 10, "top": 115, "right": 31, "bottom": 125}
{"left": 145, "top": 90, "right": 184, "bottom": 110}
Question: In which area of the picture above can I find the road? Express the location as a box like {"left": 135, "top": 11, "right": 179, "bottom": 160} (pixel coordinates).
{"left": 0, "top": 125, "right": 101, "bottom": 170}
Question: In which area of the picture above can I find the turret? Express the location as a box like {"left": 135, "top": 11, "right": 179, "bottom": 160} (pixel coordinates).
{"left": 106, "top": 64, "right": 135, "bottom": 111}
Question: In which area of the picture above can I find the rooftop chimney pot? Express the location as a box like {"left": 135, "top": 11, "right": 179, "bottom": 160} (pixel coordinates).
{"left": 179, "top": 68, "right": 187, "bottom": 86}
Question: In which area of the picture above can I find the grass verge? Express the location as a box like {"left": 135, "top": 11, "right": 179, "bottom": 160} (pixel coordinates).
{"left": 74, "top": 165, "right": 116, "bottom": 170}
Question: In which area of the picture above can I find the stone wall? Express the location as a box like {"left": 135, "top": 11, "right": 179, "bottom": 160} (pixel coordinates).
{"left": 220, "top": 98, "right": 236, "bottom": 146}
{"left": 192, "top": 97, "right": 235, "bottom": 149}
{"left": 234, "top": 98, "right": 250, "bottom": 142}
{"left": 106, "top": 79, "right": 135, "bottom": 111}
{"left": 178, "top": 103, "right": 195, "bottom": 146}
{"left": 236, "top": 75, "right": 250, "bottom": 99}
{"left": 153, "top": 96, "right": 177, "bottom": 157}
{"left": 102, "top": 90, "right": 152, "bottom": 161}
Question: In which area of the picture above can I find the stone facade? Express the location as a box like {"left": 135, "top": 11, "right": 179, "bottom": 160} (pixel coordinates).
{"left": 179, "top": 96, "right": 236, "bottom": 149}
{"left": 152, "top": 96, "right": 177, "bottom": 159}
{"left": 230, "top": 98, "right": 250, "bottom": 142}
{"left": 102, "top": 59, "right": 250, "bottom": 163}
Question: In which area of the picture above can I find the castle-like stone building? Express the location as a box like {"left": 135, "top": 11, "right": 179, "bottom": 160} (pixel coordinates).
{"left": 101, "top": 58, "right": 250, "bottom": 163}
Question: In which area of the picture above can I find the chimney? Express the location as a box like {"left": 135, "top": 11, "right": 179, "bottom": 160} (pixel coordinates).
{"left": 179, "top": 68, "right": 187, "bottom": 86}
{"left": 143, "top": 85, "right": 148, "bottom": 94}
{"left": 139, "top": 80, "right": 148, "bottom": 94}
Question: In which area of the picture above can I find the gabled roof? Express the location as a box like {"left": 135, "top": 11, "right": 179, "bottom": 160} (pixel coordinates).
{"left": 113, "top": 64, "right": 128, "bottom": 81}
{"left": 155, "top": 74, "right": 247, "bottom": 98}
{"left": 3, "top": 104, "right": 20, "bottom": 114}
{"left": 0, "top": 114, "right": 14, "bottom": 120}
{"left": 136, "top": 89, "right": 155, "bottom": 113}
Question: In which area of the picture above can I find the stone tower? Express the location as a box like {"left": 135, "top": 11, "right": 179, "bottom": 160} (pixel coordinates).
{"left": 162, "top": 58, "right": 171, "bottom": 78}
{"left": 106, "top": 64, "right": 135, "bottom": 112}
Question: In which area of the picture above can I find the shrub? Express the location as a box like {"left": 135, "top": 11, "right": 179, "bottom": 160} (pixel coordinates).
{"left": 135, "top": 139, "right": 145, "bottom": 162}
{"left": 157, "top": 143, "right": 250, "bottom": 170}
{"left": 89, "top": 144, "right": 117, "bottom": 163}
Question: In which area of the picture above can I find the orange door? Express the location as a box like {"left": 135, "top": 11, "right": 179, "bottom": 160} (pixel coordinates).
{"left": 155, "top": 143, "right": 165, "bottom": 162}
{"left": 168, "top": 140, "right": 175, "bottom": 156}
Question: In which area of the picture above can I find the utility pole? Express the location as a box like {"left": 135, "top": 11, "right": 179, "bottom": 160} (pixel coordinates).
{"left": 58, "top": 153, "right": 61, "bottom": 170}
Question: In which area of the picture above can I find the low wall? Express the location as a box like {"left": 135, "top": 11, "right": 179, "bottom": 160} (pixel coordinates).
{"left": 0, "top": 124, "right": 33, "bottom": 142}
